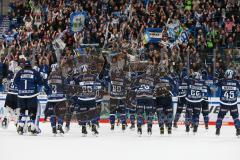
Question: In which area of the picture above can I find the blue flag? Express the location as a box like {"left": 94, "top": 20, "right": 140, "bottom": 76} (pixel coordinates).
{"left": 144, "top": 28, "right": 163, "bottom": 44}
{"left": 70, "top": 11, "right": 87, "bottom": 33}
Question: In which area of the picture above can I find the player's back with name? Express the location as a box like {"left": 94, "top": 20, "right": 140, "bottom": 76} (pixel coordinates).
{"left": 185, "top": 78, "right": 204, "bottom": 102}
{"left": 75, "top": 73, "right": 97, "bottom": 100}
{"left": 216, "top": 79, "right": 240, "bottom": 105}
{"left": 178, "top": 79, "right": 188, "bottom": 97}
{"left": 14, "top": 69, "right": 43, "bottom": 98}
{"left": 47, "top": 71, "right": 66, "bottom": 102}
{"left": 109, "top": 70, "right": 126, "bottom": 99}
{"left": 134, "top": 74, "right": 154, "bottom": 98}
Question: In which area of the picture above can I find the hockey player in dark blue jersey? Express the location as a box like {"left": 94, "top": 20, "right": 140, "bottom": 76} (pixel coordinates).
{"left": 74, "top": 65, "right": 99, "bottom": 136}
{"left": 215, "top": 69, "right": 240, "bottom": 136}
{"left": 201, "top": 69, "right": 211, "bottom": 130}
{"left": 1, "top": 66, "right": 21, "bottom": 129}
{"left": 132, "top": 65, "right": 155, "bottom": 135}
{"left": 154, "top": 66, "right": 177, "bottom": 135}
{"left": 109, "top": 67, "right": 127, "bottom": 131}
{"left": 64, "top": 70, "right": 78, "bottom": 132}
{"left": 14, "top": 60, "right": 44, "bottom": 135}
{"left": 45, "top": 64, "right": 67, "bottom": 135}
{"left": 126, "top": 76, "right": 136, "bottom": 130}
{"left": 174, "top": 67, "right": 188, "bottom": 128}
{"left": 185, "top": 72, "right": 204, "bottom": 133}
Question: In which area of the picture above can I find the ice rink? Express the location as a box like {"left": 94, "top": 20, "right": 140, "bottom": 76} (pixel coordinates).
{"left": 0, "top": 123, "right": 240, "bottom": 160}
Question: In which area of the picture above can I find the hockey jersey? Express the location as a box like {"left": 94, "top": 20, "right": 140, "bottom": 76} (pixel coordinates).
{"left": 178, "top": 79, "right": 188, "bottom": 97}
{"left": 185, "top": 78, "right": 204, "bottom": 103}
{"left": 133, "top": 74, "right": 154, "bottom": 99}
{"left": 14, "top": 69, "right": 43, "bottom": 98}
{"left": 216, "top": 79, "right": 240, "bottom": 105}
{"left": 109, "top": 70, "right": 126, "bottom": 99}
{"left": 46, "top": 71, "right": 66, "bottom": 102}
{"left": 75, "top": 73, "right": 97, "bottom": 101}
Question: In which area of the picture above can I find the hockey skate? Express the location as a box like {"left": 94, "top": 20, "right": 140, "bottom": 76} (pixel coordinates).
{"left": 205, "top": 124, "right": 209, "bottom": 130}
{"left": 1, "top": 117, "right": 9, "bottom": 129}
{"left": 58, "top": 125, "right": 64, "bottom": 135}
{"left": 137, "top": 126, "right": 142, "bottom": 136}
{"left": 193, "top": 125, "right": 198, "bottom": 134}
{"left": 160, "top": 126, "right": 164, "bottom": 135}
{"left": 82, "top": 125, "right": 87, "bottom": 136}
{"left": 52, "top": 127, "right": 57, "bottom": 136}
{"left": 216, "top": 128, "right": 220, "bottom": 136}
{"left": 17, "top": 126, "right": 24, "bottom": 135}
{"left": 110, "top": 124, "right": 114, "bottom": 131}
{"left": 147, "top": 127, "right": 152, "bottom": 135}
{"left": 168, "top": 127, "right": 172, "bottom": 135}
{"left": 236, "top": 129, "right": 240, "bottom": 137}
{"left": 122, "top": 124, "right": 126, "bottom": 131}
{"left": 92, "top": 124, "right": 99, "bottom": 135}
{"left": 173, "top": 122, "right": 178, "bottom": 128}
{"left": 185, "top": 125, "right": 190, "bottom": 133}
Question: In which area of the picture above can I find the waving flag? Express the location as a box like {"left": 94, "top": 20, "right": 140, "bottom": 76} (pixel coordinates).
{"left": 70, "top": 11, "right": 87, "bottom": 33}
{"left": 143, "top": 28, "right": 163, "bottom": 44}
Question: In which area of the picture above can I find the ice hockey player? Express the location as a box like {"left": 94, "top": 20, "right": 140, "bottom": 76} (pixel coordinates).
{"left": 132, "top": 64, "right": 155, "bottom": 135}
{"left": 14, "top": 60, "right": 44, "bottom": 135}
{"left": 201, "top": 69, "right": 211, "bottom": 130}
{"left": 154, "top": 66, "right": 176, "bottom": 135}
{"left": 75, "top": 64, "right": 99, "bottom": 136}
{"left": 64, "top": 68, "right": 78, "bottom": 133}
{"left": 45, "top": 64, "right": 67, "bottom": 135}
{"left": 173, "top": 67, "right": 188, "bottom": 128}
{"left": 215, "top": 69, "right": 240, "bottom": 136}
{"left": 1, "top": 63, "right": 21, "bottom": 129}
{"left": 185, "top": 72, "right": 204, "bottom": 134}
{"left": 109, "top": 66, "right": 127, "bottom": 131}
{"left": 126, "top": 76, "right": 136, "bottom": 130}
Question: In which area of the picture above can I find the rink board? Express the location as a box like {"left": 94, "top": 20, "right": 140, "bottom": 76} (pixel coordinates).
{"left": 0, "top": 93, "right": 239, "bottom": 125}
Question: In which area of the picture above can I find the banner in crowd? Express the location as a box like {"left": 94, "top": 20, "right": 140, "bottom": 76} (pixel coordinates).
{"left": 70, "top": 11, "right": 87, "bottom": 33}
{"left": 143, "top": 28, "right": 163, "bottom": 44}
{"left": 52, "top": 38, "right": 66, "bottom": 50}
{"left": 143, "top": 27, "right": 190, "bottom": 48}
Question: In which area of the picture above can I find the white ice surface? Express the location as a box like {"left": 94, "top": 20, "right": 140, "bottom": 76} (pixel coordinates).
{"left": 0, "top": 123, "right": 240, "bottom": 160}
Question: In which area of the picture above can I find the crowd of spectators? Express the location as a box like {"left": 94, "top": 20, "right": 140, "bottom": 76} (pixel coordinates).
{"left": 0, "top": 0, "right": 240, "bottom": 84}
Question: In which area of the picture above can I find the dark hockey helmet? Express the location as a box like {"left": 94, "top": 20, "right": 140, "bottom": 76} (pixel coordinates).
{"left": 201, "top": 69, "right": 208, "bottom": 80}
